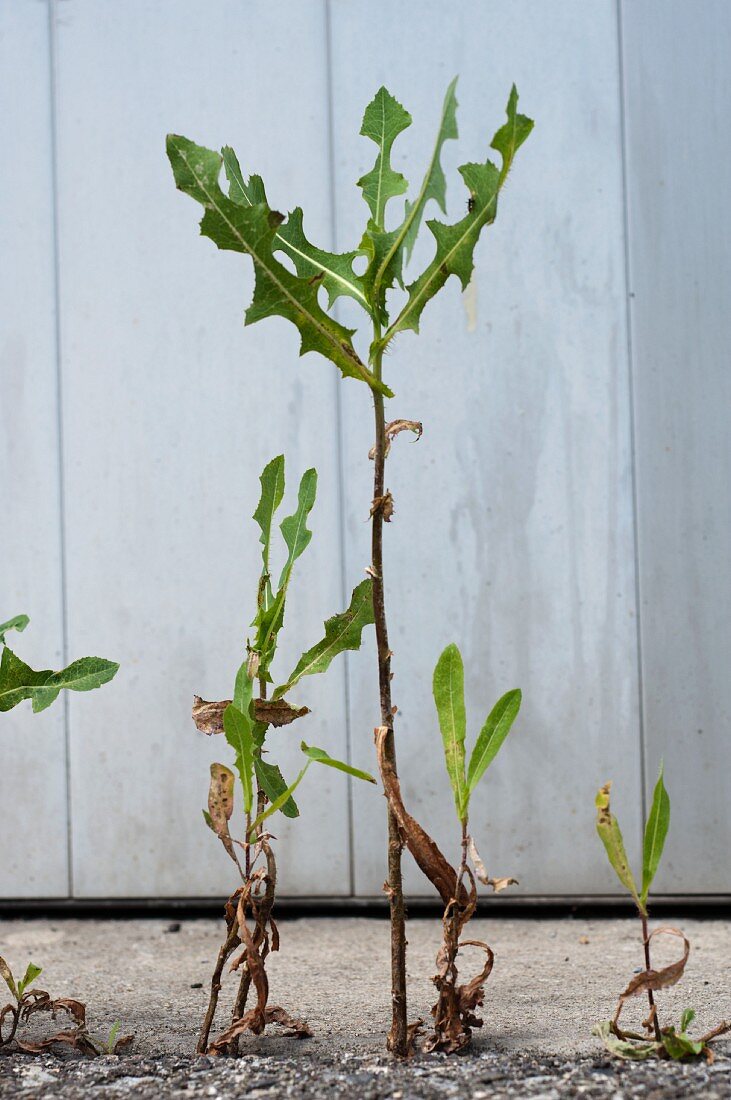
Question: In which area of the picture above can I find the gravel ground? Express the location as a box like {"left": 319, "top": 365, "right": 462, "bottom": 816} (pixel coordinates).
{"left": 0, "top": 915, "right": 729, "bottom": 1096}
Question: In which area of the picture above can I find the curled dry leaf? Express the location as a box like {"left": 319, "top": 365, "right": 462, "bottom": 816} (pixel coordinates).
{"left": 612, "top": 927, "right": 690, "bottom": 1033}
{"left": 368, "top": 419, "right": 423, "bottom": 459}
{"left": 375, "top": 726, "right": 467, "bottom": 907}
{"left": 370, "top": 492, "right": 395, "bottom": 523}
{"left": 425, "top": 940, "right": 494, "bottom": 1053}
{"left": 192, "top": 695, "right": 309, "bottom": 734}
{"left": 468, "top": 837, "right": 518, "bottom": 893}
{"left": 208, "top": 763, "right": 236, "bottom": 860}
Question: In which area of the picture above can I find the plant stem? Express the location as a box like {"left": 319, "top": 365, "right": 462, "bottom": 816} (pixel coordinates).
{"left": 640, "top": 910, "right": 662, "bottom": 1042}
{"left": 370, "top": 343, "right": 408, "bottom": 1057}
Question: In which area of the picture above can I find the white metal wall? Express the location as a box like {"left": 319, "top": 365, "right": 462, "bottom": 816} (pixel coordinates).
{"left": 1, "top": 0, "right": 728, "bottom": 900}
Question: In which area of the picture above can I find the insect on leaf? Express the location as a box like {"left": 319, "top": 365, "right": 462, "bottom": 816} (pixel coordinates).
{"left": 0, "top": 648, "right": 119, "bottom": 714}
{"left": 252, "top": 454, "right": 285, "bottom": 575}
{"left": 254, "top": 756, "right": 300, "bottom": 820}
{"left": 378, "top": 85, "right": 532, "bottom": 353}
{"left": 466, "top": 688, "right": 521, "bottom": 796}
{"left": 300, "top": 741, "right": 376, "bottom": 784}
{"left": 357, "top": 87, "right": 412, "bottom": 228}
{"left": 641, "top": 763, "right": 670, "bottom": 905}
{"left": 273, "top": 579, "right": 374, "bottom": 699}
{"left": 595, "top": 782, "right": 642, "bottom": 911}
{"left": 432, "top": 644, "right": 468, "bottom": 822}
{"left": 167, "top": 136, "right": 390, "bottom": 396}
{"left": 0, "top": 614, "right": 29, "bottom": 646}
{"left": 223, "top": 704, "right": 255, "bottom": 815}
{"left": 223, "top": 147, "right": 370, "bottom": 315}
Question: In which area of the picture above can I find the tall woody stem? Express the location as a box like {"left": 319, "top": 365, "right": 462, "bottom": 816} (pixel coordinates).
{"left": 370, "top": 342, "right": 408, "bottom": 1057}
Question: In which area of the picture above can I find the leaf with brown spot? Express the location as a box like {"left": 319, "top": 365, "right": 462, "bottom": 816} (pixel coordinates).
{"left": 208, "top": 763, "right": 236, "bottom": 861}
{"left": 468, "top": 837, "right": 518, "bottom": 893}
{"left": 193, "top": 695, "right": 309, "bottom": 733}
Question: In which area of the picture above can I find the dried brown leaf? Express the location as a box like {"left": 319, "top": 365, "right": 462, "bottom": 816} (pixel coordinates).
{"left": 375, "top": 726, "right": 467, "bottom": 907}
{"left": 369, "top": 492, "right": 395, "bottom": 523}
{"left": 369, "top": 419, "right": 423, "bottom": 458}
{"left": 613, "top": 927, "right": 690, "bottom": 1031}
{"left": 208, "top": 763, "right": 236, "bottom": 861}
{"left": 265, "top": 1005, "right": 312, "bottom": 1037}
{"left": 193, "top": 696, "right": 309, "bottom": 734}
{"left": 468, "top": 837, "right": 518, "bottom": 893}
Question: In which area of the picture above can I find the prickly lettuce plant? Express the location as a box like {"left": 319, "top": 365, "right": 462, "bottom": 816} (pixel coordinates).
{"left": 191, "top": 456, "right": 376, "bottom": 1055}
{"left": 0, "top": 615, "right": 118, "bottom": 712}
{"left": 168, "top": 79, "right": 532, "bottom": 1054}
{"left": 422, "top": 643, "right": 520, "bottom": 1052}
{"left": 593, "top": 769, "right": 730, "bottom": 1060}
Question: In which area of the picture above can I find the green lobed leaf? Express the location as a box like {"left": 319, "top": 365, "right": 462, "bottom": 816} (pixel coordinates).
{"left": 432, "top": 644, "right": 468, "bottom": 822}
{"left": 0, "top": 648, "right": 119, "bottom": 714}
{"left": 223, "top": 703, "right": 255, "bottom": 814}
{"left": 254, "top": 756, "right": 300, "bottom": 819}
{"left": 595, "top": 782, "right": 643, "bottom": 911}
{"left": 300, "top": 742, "right": 376, "bottom": 784}
{"left": 253, "top": 455, "right": 285, "bottom": 575}
{"left": 662, "top": 1027, "right": 704, "bottom": 1060}
{"left": 273, "top": 579, "right": 374, "bottom": 699}
{"left": 641, "top": 763, "right": 670, "bottom": 905}
{"left": 167, "top": 135, "right": 390, "bottom": 396}
{"left": 0, "top": 614, "right": 29, "bottom": 645}
{"left": 466, "top": 688, "right": 521, "bottom": 796}
{"left": 377, "top": 85, "right": 532, "bottom": 353}
{"left": 357, "top": 87, "right": 412, "bottom": 228}
{"left": 223, "top": 147, "right": 371, "bottom": 315}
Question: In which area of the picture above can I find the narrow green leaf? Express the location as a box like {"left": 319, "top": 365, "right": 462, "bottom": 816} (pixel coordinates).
{"left": 357, "top": 87, "right": 412, "bottom": 228}
{"left": 223, "top": 704, "right": 254, "bottom": 814}
{"left": 232, "top": 659, "right": 254, "bottom": 716}
{"left": 251, "top": 763, "right": 310, "bottom": 831}
{"left": 595, "top": 782, "right": 642, "bottom": 910}
{"left": 641, "top": 764, "right": 670, "bottom": 904}
{"left": 254, "top": 756, "right": 300, "bottom": 819}
{"left": 466, "top": 688, "right": 521, "bottom": 795}
{"left": 0, "top": 615, "right": 29, "bottom": 645}
{"left": 274, "top": 579, "right": 374, "bottom": 699}
{"left": 0, "top": 648, "right": 119, "bottom": 714}
{"left": 17, "top": 963, "right": 42, "bottom": 997}
{"left": 680, "top": 1008, "right": 696, "bottom": 1033}
{"left": 223, "top": 147, "right": 370, "bottom": 315}
{"left": 278, "top": 468, "right": 318, "bottom": 589}
{"left": 253, "top": 455, "right": 285, "bottom": 575}
{"left": 300, "top": 742, "right": 376, "bottom": 784}
{"left": 167, "top": 136, "right": 391, "bottom": 396}
{"left": 378, "top": 85, "right": 532, "bottom": 352}
{"left": 432, "top": 644, "right": 467, "bottom": 821}
{"left": 402, "top": 76, "right": 459, "bottom": 263}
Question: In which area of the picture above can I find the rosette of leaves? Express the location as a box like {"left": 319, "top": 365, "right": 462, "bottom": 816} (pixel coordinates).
{"left": 0, "top": 615, "right": 118, "bottom": 713}
{"left": 168, "top": 79, "right": 532, "bottom": 1056}
{"left": 417, "top": 642, "right": 521, "bottom": 1053}
{"left": 593, "top": 770, "right": 730, "bottom": 1060}
{"left": 192, "top": 456, "right": 376, "bottom": 1055}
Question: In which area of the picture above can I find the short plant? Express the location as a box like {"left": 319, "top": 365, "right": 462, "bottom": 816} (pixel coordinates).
{"left": 0, "top": 616, "right": 120, "bottom": 1054}
{"left": 422, "top": 643, "right": 520, "bottom": 1052}
{"left": 191, "top": 456, "right": 376, "bottom": 1055}
{"left": 593, "top": 769, "right": 730, "bottom": 1060}
{"left": 168, "top": 78, "right": 531, "bottom": 1054}
{"left": 0, "top": 958, "right": 130, "bottom": 1055}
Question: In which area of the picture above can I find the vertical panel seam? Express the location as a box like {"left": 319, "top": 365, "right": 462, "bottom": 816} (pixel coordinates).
{"left": 47, "top": 0, "right": 74, "bottom": 899}
{"left": 324, "top": 0, "right": 356, "bottom": 897}
{"left": 616, "top": 0, "right": 649, "bottom": 836}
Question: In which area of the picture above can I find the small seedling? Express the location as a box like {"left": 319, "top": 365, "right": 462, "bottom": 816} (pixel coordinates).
{"left": 0, "top": 958, "right": 131, "bottom": 1055}
{"left": 0, "top": 614, "right": 118, "bottom": 712}
{"left": 168, "top": 78, "right": 531, "bottom": 1054}
{"left": 191, "top": 456, "right": 376, "bottom": 1055}
{"left": 593, "top": 768, "right": 730, "bottom": 1060}
{"left": 422, "top": 643, "right": 520, "bottom": 1052}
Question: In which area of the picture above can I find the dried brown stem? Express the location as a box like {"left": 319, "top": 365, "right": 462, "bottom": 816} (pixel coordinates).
{"left": 371, "top": 378, "right": 408, "bottom": 1057}
{"left": 640, "top": 910, "right": 663, "bottom": 1043}
{"left": 197, "top": 917, "right": 240, "bottom": 1054}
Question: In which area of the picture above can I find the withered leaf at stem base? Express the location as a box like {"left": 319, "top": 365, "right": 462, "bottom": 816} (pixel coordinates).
{"left": 468, "top": 836, "right": 518, "bottom": 893}
{"left": 192, "top": 695, "right": 310, "bottom": 734}
{"left": 612, "top": 927, "right": 690, "bottom": 1033}
{"left": 375, "top": 726, "right": 468, "bottom": 907}
{"left": 370, "top": 492, "right": 395, "bottom": 523}
{"left": 368, "top": 419, "right": 423, "bottom": 459}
